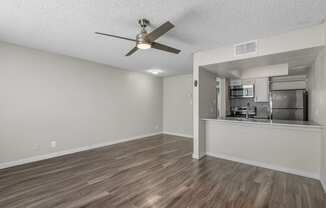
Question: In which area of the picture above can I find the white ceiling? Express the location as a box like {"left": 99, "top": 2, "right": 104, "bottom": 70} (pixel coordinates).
{"left": 0, "top": 0, "right": 325, "bottom": 76}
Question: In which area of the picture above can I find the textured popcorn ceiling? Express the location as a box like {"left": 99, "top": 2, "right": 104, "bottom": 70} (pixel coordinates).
{"left": 0, "top": 0, "right": 325, "bottom": 76}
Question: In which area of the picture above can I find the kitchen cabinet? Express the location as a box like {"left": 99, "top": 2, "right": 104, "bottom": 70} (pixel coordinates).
{"left": 229, "top": 79, "right": 242, "bottom": 86}
{"left": 241, "top": 79, "right": 255, "bottom": 85}
{"left": 254, "top": 77, "right": 269, "bottom": 102}
{"left": 229, "top": 79, "right": 255, "bottom": 86}
{"left": 270, "top": 75, "right": 307, "bottom": 90}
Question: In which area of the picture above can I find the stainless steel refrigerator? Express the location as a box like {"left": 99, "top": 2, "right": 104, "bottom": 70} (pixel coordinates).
{"left": 271, "top": 90, "right": 308, "bottom": 121}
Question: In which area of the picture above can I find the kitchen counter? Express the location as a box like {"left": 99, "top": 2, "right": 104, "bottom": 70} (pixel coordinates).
{"left": 203, "top": 117, "right": 323, "bottom": 179}
{"left": 202, "top": 117, "right": 322, "bottom": 130}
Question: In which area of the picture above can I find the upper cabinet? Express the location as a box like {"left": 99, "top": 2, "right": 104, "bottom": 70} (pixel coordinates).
{"left": 270, "top": 75, "right": 307, "bottom": 90}
{"left": 229, "top": 79, "right": 242, "bottom": 86}
{"left": 254, "top": 78, "right": 269, "bottom": 102}
{"left": 229, "top": 79, "right": 255, "bottom": 86}
{"left": 241, "top": 79, "right": 255, "bottom": 85}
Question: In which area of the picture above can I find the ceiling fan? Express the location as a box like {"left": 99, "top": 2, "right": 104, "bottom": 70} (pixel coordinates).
{"left": 95, "top": 19, "right": 181, "bottom": 56}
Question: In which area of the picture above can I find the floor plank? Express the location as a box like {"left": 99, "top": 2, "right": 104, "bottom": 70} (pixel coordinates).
{"left": 0, "top": 134, "right": 325, "bottom": 208}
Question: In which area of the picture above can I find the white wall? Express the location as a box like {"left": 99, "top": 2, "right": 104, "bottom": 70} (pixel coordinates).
{"left": 309, "top": 22, "right": 326, "bottom": 190}
{"left": 193, "top": 68, "right": 217, "bottom": 159}
{"left": 239, "top": 63, "right": 288, "bottom": 79}
{"left": 322, "top": 22, "right": 326, "bottom": 193}
{"left": 163, "top": 74, "right": 193, "bottom": 137}
{"left": 193, "top": 23, "right": 326, "bottom": 160}
{"left": 205, "top": 120, "right": 322, "bottom": 179}
{"left": 194, "top": 24, "right": 325, "bottom": 67}
{"left": 308, "top": 49, "right": 326, "bottom": 123}
{"left": 0, "top": 42, "right": 163, "bottom": 165}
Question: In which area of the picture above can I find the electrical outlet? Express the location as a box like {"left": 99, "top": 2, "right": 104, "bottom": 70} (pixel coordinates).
{"left": 51, "top": 141, "right": 57, "bottom": 148}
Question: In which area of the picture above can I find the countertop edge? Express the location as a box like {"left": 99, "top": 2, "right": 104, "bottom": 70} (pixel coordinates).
{"left": 202, "top": 118, "right": 323, "bottom": 130}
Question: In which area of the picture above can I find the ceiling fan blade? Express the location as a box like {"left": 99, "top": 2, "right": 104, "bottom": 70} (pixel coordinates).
{"left": 151, "top": 42, "right": 181, "bottom": 54}
{"left": 95, "top": 32, "right": 136, "bottom": 42}
{"left": 126, "top": 47, "right": 138, "bottom": 56}
{"left": 146, "top": 21, "right": 174, "bottom": 42}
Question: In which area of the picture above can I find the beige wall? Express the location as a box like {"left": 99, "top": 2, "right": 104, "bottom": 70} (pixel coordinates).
{"left": 163, "top": 74, "right": 193, "bottom": 137}
{"left": 0, "top": 42, "right": 163, "bottom": 165}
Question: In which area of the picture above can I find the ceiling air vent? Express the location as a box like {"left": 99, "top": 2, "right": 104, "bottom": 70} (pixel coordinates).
{"left": 234, "top": 40, "right": 258, "bottom": 57}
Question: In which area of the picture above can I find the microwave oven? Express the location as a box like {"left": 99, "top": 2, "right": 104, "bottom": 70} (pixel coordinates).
{"left": 230, "top": 85, "right": 254, "bottom": 98}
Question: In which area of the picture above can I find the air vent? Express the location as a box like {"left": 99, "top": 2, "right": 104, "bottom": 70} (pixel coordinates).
{"left": 234, "top": 40, "right": 258, "bottom": 57}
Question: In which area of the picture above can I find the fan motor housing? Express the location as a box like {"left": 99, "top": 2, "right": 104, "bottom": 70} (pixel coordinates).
{"left": 137, "top": 31, "right": 150, "bottom": 44}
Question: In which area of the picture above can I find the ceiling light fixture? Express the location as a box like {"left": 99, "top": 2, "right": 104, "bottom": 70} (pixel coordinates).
{"left": 147, "top": 69, "right": 163, "bottom": 75}
{"left": 137, "top": 43, "right": 151, "bottom": 50}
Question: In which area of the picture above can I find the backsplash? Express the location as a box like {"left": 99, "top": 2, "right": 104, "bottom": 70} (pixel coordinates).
{"left": 230, "top": 98, "right": 270, "bottom": 118}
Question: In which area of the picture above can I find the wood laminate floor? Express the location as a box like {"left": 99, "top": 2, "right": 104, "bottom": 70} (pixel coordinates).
{"left": 0, "top": 134, "right": 325, "bottom": 208}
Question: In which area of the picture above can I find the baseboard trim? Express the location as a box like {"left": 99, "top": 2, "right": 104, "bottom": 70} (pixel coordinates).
{"left": 0, "top": 132, "right": 162, "bottom": 170}
{"left": 192, "top": 152, "right": 206, "bottom": 160}
{"left": 206, "top": 152, "right": 320, "bottom": 180}
{"left": 192, "top": 154, "right": 200, "bottom": 159}
{"left": 321, "top": 178, "right": 326, "bottom": 193}
{"left": 163, "top": 132, "right": 193, "bottom": 138}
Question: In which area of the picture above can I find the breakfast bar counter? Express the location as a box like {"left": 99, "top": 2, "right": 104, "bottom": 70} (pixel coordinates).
{"left": 202, "top": 117, "right": 323, "bottom": 179}
{"left": 202, "top": 117, "right": 322, "bottom": 130}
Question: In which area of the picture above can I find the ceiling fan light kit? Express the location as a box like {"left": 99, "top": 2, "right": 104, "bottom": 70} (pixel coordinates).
{"left": 95, "top": 18, "right": 181, "bottom": 56}
{"left": 137, "top": 43, "right": 151, "bottom": 50}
